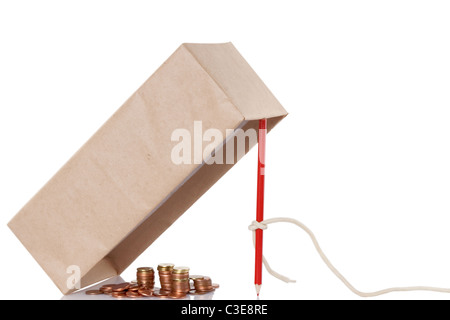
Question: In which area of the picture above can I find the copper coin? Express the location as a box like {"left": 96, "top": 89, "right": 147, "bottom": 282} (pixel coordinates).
{"left": 112, "top": 283, "right": 130, "bottom": 292}
{"left": 212, "top": 283, "right": 219, "bottom": 289}
{"left": 111, "top": 292, "right": 127, "bottom": 298}
{"left": 194, "top": 277, "right": 211, "bottom": 283}
{"left": 159, "top": 289, "right": 171, "bottom": 294}
{"left": 195, "top": 284, "right": 211, "bottom": 288}
{"left": 138, "top": 288, "right": 153, "bottom": 297}
{"left": 126, "top": 291, "right": 141, "bottom": 298}
{"left": 139, "top": 284, "right": 155, "bottom": 290}
{"left": 194, "top": 283, "right": 210, "bottom": 288}
{"left": 85, "top": 290, "right": 103, "bottom": 295}
{"left": 194, "top": 282, "right": 211, "bottom": 287}
{"left": 101, "top": 284, "right": 115, "bottom": 289}
{"left": 195, "top": 276, "right": 211, "bottom": 282}
{"left": 169, "top": 292, "right": 187, "bottom": 299}
{"left": 128, "top": 285, "right": 139, "bottom": 292}
{"left": 159, "top": 271, "right": 172, "bottom": 275}
{"left": 100, "top": 287, "right": 113, "bottom": 293}
{"left": 153, "top": 290, "right": 169, "bottom": 297}
{"left": 195, "top": 288, "right": 212, "bottom": 292}
{"left": 195, "top": 282, "right": 212, "bottom": 287}
{"left": 194, "top": 283, "right": 212, "bottom": 287}
{"left": 189, "top": 275, "right": 204, "bottom": 280}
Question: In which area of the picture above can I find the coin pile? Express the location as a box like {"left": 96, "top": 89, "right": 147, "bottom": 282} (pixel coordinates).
{"left": 137, "top": 267, "right": 155, "bottom": 289}
{"left": 85, "top": 265, "right": 219, "bottom": 299}
{"left": 172, "top": 266, "right": 190, "bottom": 294}
{"left": 157, "top": 263, "right": 174, "bottom": 292}
{"left": 191, "top": 276, "right": 214, "bottom": 293}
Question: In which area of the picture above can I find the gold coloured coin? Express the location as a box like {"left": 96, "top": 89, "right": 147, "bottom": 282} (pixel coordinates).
{"left": 172, "top": 266, "right": 190, "bottom": 274}
{"left": 137, "top": 267, "right": 154, "bottom": 272}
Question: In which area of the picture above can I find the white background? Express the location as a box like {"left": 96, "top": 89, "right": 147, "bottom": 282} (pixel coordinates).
{"left": 1, "top": 0, "right": 450, "bottom": 300}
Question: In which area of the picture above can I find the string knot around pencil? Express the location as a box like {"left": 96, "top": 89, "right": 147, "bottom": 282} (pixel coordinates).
{"left": 248, "top": 221, "right": 268, "bottom": 231}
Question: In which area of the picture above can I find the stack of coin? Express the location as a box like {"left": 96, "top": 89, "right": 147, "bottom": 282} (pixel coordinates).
{"left": 172, "top": 266, "right": 190, "bottom": 295}
{"left": 192, "top": 276, "right": 214, "bottom": 292}
{"left": 137, "top": 267, "right": 155, "bottom": 289}
{"left": 86, "top": 263, "right": 219, "bottom": 299}
{"left": 157, "top": 263, "right": 174, "bottom": 292}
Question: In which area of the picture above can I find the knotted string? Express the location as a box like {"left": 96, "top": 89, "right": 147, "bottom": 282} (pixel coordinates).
{"left": 249, "top": 217, "right": 450, "bottom": 297}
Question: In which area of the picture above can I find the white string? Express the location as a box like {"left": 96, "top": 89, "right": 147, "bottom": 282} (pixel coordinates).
{"left": 249, "top": 217, "right": 450, "bottom": 297}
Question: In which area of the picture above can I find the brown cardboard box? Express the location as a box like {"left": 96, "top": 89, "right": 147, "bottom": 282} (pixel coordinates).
{"left": 8, "top": 42, "right": 287, "bottom": 294}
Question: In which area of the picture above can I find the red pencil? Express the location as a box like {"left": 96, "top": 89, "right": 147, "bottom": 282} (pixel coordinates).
{"left": 255, "top": 118, "right": 267, "bottom": 296}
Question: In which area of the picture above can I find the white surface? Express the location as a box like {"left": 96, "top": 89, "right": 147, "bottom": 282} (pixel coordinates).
{"left": 1, "top": 0, "right": 450, "bottom": 300}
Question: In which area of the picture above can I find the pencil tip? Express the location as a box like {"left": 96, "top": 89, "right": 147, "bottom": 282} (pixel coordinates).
{"left": 255, "top": 284, "right": 261, "bottom": 296}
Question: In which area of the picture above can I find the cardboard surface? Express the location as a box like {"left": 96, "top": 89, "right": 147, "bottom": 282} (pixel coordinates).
{"left": 8, "top": 43, "right": 287, "bottom": 294}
